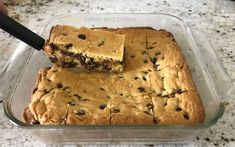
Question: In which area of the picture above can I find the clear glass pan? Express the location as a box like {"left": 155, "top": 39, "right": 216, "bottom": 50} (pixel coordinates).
{"left": 0, "top": 13, "right": 233, "bottom": 144}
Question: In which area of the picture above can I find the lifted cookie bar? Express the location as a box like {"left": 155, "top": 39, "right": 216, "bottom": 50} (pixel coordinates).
{"left": 44, "top": 25, "right": 125, "bottom": 72}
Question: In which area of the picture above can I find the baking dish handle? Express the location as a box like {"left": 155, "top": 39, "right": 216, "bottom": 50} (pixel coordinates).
{"left": 188, "top": 27, "right": 234, "bottom": 99}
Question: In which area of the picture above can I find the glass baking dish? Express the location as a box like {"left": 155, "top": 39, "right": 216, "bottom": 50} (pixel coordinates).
{"left": 0, "top": 13, "right": 233, "bottom": 144}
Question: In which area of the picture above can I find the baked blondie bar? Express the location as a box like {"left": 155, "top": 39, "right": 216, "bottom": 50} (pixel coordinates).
{"left": 23, "top": 27, "right": 205, "bottom": 125}
{"left": 44, "top": 25, "right": 125, "bottom": 72}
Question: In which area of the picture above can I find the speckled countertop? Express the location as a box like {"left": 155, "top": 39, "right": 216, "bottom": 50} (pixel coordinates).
{"left": 0, "top": 0, "right": 234, "bottom": 146}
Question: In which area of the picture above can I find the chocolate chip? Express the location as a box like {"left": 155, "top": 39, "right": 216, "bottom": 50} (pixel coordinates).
{"left": 170, "top": 93, "right": 176, "bottom": 97}
{"left": 163, "top": 103, "right": 167, "bottom": 106}
{"left": 98, "top": 40, "right": 105, "bottom": 46}
{"left": 134, "top": 77, "right": 139, "bottom": 80}
{"left": 62, "top": 33, "right": 68, "bottom": 36}
{"left": 68, "top": 102, "right": 76, "bottom": 106}
{"left": 157, "top": 93, "right": 162, "bottom": 96}
{"left": 49, "top": 43, "right": 58, "bottom": 51}
{"left": 161, "top": 95, "right": 169, "bottom": 98}
{"left": 155, "top": 52, "right": 161, "bottom": 56}
{"left": 170, "top": 89, "right": 183, "bottom": 97}
{"left": 176, "top": 89, "right": 183, "bottom": 94}
{"left": 78, "top": 34, "right": 86, "bottom": 40}
{"left": 33, "top": 87, "right": 38, "bottom": 93}
{"left": 166, "top": 33, "right": 173, "bottom": 38}
{"left": 146, "top": 103, "right": 153, "bottom": 109}
{"left": 175, "top": 107, "right": 182, "bottom": 111}
{"left": 49, "top": 57, "right": 57, "bottom": 63}
{"left": 144, "top": 111, "right": 151, "bottom": 115}
{"left": 83, "top": 98, "right": 89, "bottom": 101}
{"left": 111, "top": 108, "right": 120, "bottom": 113}
{"left": 142, "top": 76, "right": 147, "bottom": 81}
{"left": 61, "top": 50, "right": 74, "bottom": 56}
{"left": 56, "top": 83, "right": 63, "bottom": 88}
{"left": 151, "top": 57, "right": 157, "bottom": 64}
{"left": 65, "top": 43, "right": 73, "bottom": 49}
{"left": 161, "top": 57, "right": 165, "bottom": 60}
{"left": 142, "top": 71, "right": 148, "bottom": 74}
{"left": 74, "top": 54, "right": 86, "bottom": 63}
{"left": 154, "top": 118, "right": 160, "bottom": 124}
{"left": 63, "top": 87, "right": 69, "bottom": 90}
{"left": 73, "top": 94, "right": 81, "bottom": 99}
{"left": 80, "top": 57, "right": 100, "bottom": 70}
{"left": 103, "top": 64, "right": 111, "bottom": 71}
{"left": 143, "top": 59, "right": 148, "bottom": 64}
{"left": 119, "top": 93, "right": 123, "bottom": 96}
{"left": 154, "top": 64, "right": 159, "bottom": 69}
{"left": 76, "top": 110, "right": 86, "bottom": 115}
{"left": 100, "top": 88, "right": 105, "bottom": 91}
{"left": 131, "top": 55, "right": 135, "bottom": 58}
{"left": 61, "top": 62, "right": 77, "bottom": 68}
{"left": 43, "top": 89, "right": 49, "bottom": 94}
{"left": 183, "top": 112, "right": 189, "bottom": 120}
{"left": 87, "top": 58, "right": 94, "bottom": 63}
{"left": 148, "top": 46, "right": 154, "bottom": 50}
{"left": 171, "top": 37, "right": 176, "bottom": 42}
{"left": 142, "top": 50, "right": 147, "bottom": 54}
{"left": 137, "top": 87, "right": 145, "bottom": 92}
{"left": 99, "top": 104, "right": 107, "bottom": 110}
{"left": 30, "top": 120, "right": 40, "bottom": 125}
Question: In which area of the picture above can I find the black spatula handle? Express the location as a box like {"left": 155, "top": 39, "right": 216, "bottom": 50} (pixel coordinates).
{"left": 0, "top": 12, "right": 45, "bottom": 50}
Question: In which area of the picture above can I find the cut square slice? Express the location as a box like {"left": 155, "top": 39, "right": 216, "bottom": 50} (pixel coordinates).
{"left": 151, "top": 91, "right": 205, "bottom": 124}
{"left": 146, "top": 29, "right": 185, "bottom": 70}
{"left": 44, "top": 25, "right": 125, "bottom": 72}
{"left": 66, "top": 95, "right": 111, "bottom": 125}
{"left": 110, "top": 95, "right": 153, "bottom": 125}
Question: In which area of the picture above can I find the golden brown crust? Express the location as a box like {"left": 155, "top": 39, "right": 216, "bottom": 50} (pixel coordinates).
{"left": 24, "top": 27, "right": 205, "bottom": 125}
{"left": 23, "top": 107, "right": 39, "bottom": 124}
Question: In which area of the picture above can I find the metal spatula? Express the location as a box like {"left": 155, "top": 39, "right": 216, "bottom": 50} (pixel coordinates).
{"left": 0, "top": 12, "right": 45, "bottom": 50}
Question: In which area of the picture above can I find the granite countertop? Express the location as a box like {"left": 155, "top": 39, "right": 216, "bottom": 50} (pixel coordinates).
{"left": 0, "top": 0, "right": 234, "bottom": 146}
